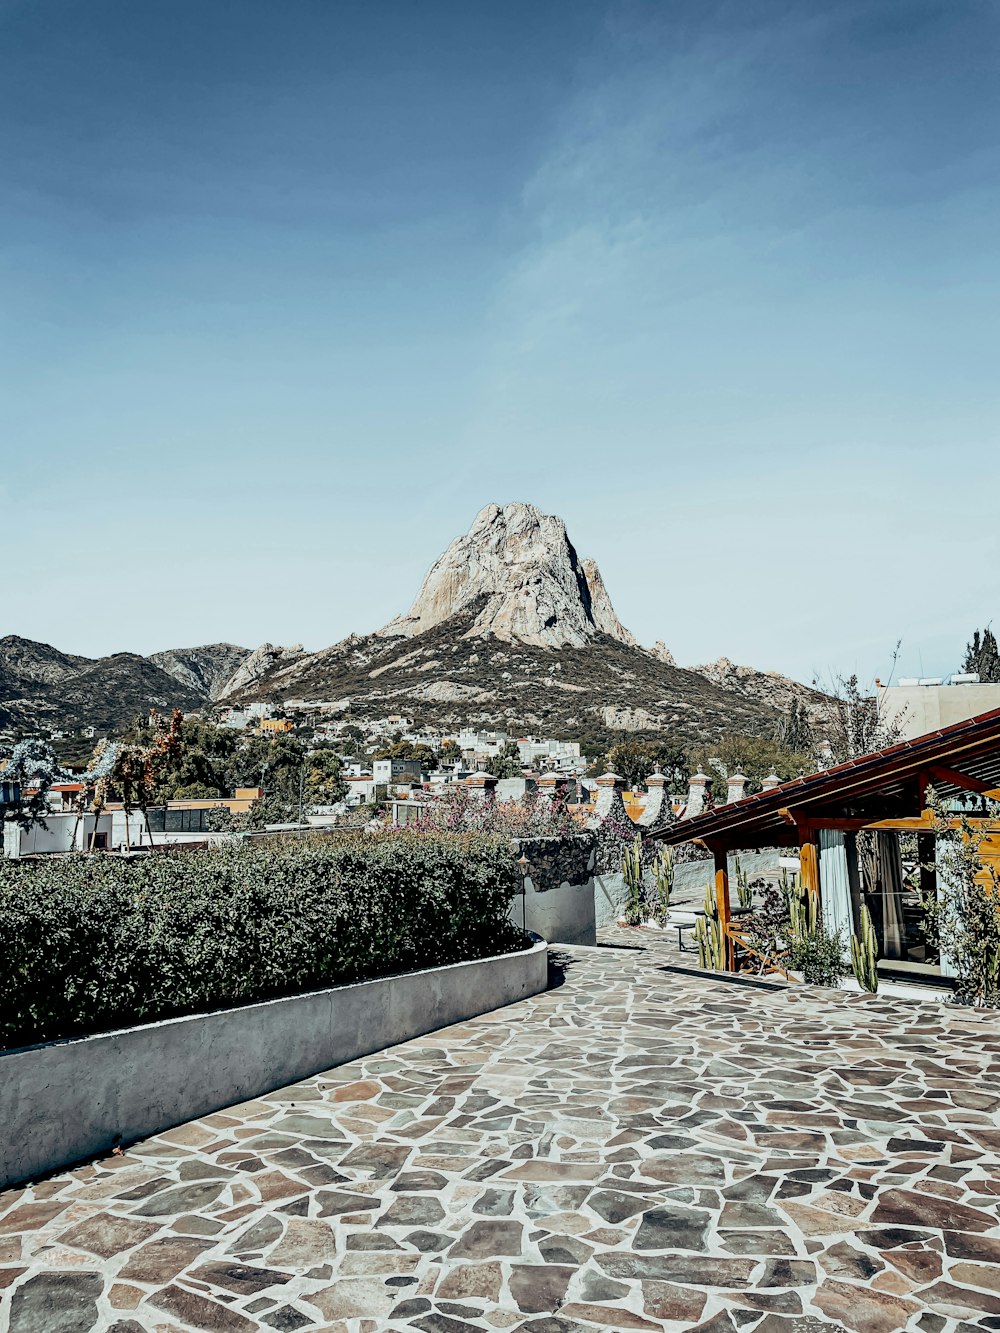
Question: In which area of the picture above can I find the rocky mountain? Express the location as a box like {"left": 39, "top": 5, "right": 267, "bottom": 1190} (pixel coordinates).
{"left": 379, "top": 502, "right": 637, "bottom": 649}
{"left": 224, "top": 502, "right": 801, "bottom": 747}
{"left": 226, "top": 599, "right": 785, "bottom": 746}
{"left": 0, "top": 636, "right": 205, "bottom": 736}
{"left": 217, "top": 643, "right": 307, "bottom": 698}
{"left": 648, "top": 641, "right": 677, "bottom": 666}
{"left": 149, "top": 644, "right": 252, "bottom": 702}
{"left": 686, "top": 656, "right": 831, "bottom": 723}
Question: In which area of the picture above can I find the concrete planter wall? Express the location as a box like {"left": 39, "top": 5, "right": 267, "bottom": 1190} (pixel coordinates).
{"left": 511, "top": 834, "right": 597, "bottom": 947}
{"left": 594, "top": 870, "right": 627, "bottom": 928}
{"left": 0, "top": 936, "right": 548, "bottom": 1192}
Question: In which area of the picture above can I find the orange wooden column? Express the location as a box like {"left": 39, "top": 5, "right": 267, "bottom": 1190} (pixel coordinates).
{"left": 797, "top": 821, "right": 820, "bottom": 910}
{"left": 711, "top": 843, "right": 734, "bottom": 970}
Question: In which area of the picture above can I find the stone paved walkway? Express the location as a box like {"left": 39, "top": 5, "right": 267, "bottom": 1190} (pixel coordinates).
{"left": 2, "top": 934, "right": 1000, "bottom": 1333}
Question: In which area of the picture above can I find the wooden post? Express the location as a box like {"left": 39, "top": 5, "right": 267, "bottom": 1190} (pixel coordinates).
{"left": 712, "top": 844, "right": 733, "bottom": 970}
{"left": 798, "top": 821, "right": 820, "bottom": 908}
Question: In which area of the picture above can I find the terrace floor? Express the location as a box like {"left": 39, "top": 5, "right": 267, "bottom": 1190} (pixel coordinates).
{"left": 3, "top": 931, "right": 1000, "bottom": 1333}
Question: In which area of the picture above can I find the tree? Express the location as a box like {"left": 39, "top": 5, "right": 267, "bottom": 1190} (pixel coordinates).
{"left": 131, "top": 716, "right": 238, "bottom": 801}
{"left": 600, "top": 739, "right": 687, "bottom": 791}
{"left": 230, "top": 732, "right": 307, "bottom": 816}
{"left": 240, "top": 794, "right": 296, "bottom": 830}
{"left": 205, "top": 804, "right": 234, "bottom": 832}
{"left": 305, "top": 747, "right": 347, "bottom": 805}
{"left": 485, "top": 740, "right": 522, "bottom": 779}
{"left": 339, "top": 726, "right": 365, "bottom": 758}
{"left": 409, "top": 744, "right": 438, "bottom": 772}
{"left": 962, "top": 627, "right": 1000, "bottom": 683}
{"left": 0, "top": 738, "right": 62, "bottom": 847}
{"left": 685, "top": 733, "right": 812, "bottom": 796}
{"left": 825, "top": 672, "right": 901, "bottom": 765}
{"left": 777, "top": 699, "right": 812, "bottom": 753}
{"left": 104, "top": 709, "right": 185, "bottom": 851}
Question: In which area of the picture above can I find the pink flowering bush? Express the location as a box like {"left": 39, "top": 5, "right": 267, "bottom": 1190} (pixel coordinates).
{"left": 593, "top": 806, "right": 642, "bottom": 874}
{"left": 409, "top": 786, "right": 579, "bottom": 838}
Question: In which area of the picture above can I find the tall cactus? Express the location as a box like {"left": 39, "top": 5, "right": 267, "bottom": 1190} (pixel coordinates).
{"left": 734, "top": 854, "right": 753, "bottom": 910}
{"left": 850, "top": 903, "right": 879, "bottom": 992}
{"left": 651, "top": 846, "right": 674, "bottom": 926}
{"left": 694, "top": 883, "right": 726, "bottom": 970}
{"left": 621, "top": 834, "right": 645, "bottom": 927}
{"left": 787, "top": 872, "right": 818, "bottom": 941}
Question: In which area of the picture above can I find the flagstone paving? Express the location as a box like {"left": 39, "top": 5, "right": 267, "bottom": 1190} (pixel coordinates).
{"left": 2, "top": 933, "right": 1000, "bottom": 1333}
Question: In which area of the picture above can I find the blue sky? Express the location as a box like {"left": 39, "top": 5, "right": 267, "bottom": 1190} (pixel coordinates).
{"left": 2, "top": 0, "right": 997, "bottom": 685}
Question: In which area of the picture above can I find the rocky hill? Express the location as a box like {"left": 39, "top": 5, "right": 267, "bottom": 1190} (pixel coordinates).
{"left": 149, "top": 643, "right": 252, "bottom": 701}
{"left": 228, "top": 600, "right": 786, "bottom": 746}
{"left": 225, "top": 503, "right": 807, "bottom": 747}
{"left": 217, "top": 642, "right": 307, "bottom": 697}
{"left": 0, "top": 636, "right": 206, "bottom": 736}
{"left": 685, "top": 657, "right": 831, "bottom": 722}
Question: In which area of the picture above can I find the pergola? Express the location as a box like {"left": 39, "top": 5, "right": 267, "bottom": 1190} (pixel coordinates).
{"left": 648, "top": 705, "right": 1000, "bottom": 971}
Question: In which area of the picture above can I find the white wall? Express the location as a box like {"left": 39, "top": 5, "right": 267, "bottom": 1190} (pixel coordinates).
{"left": 880, "top": 682, "right": 1000, "bottom": 742}
{"left": 4, "top": 812, "right": 113, "bottom": 857}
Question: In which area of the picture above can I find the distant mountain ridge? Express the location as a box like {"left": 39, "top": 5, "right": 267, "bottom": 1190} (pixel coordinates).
{"left": 688, "top": 656, "right": 831, "bottom": 722}
{"left": 0, "top": 503, "right": 826, "bottom": 744}
{"left": 0, "top": 636, "right": 210, "bottom": 735}
{"left": 224, "top": 598, "right": 791, "bottom": 745}
{"left": 148, "top": 644, "right": 254, "bottom": 702}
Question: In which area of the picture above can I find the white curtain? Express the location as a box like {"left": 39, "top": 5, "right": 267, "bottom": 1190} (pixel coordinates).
{"left": 819, "top": 830, "right": 853, "bottom": 937}
{"left": 876, "top": 832, "right": 905, "bottom": 960}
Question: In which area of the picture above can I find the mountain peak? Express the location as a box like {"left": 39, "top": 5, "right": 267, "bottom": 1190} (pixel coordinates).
{"left": 379, "top": 502, "right": 638, "bottom": 649}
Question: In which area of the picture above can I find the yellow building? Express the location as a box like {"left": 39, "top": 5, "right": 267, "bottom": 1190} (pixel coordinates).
{"left": 259, "top": 718, "right": 294, "bottom": 736}
{"left": 106, "top": 788, "right": 265, "bottom": 818}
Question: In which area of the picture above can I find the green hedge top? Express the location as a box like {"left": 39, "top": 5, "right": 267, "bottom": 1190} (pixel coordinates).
{"left": 0, "top": 831, "right": 524, "bottom": 1051}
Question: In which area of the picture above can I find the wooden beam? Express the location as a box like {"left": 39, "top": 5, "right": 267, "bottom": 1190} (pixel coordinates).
{"left": 808, "top": 812, "right": 938, "bottom": 832}
{"left": 712, "top": 844, "right": 733, "bottom": 971}
{"left": 926, "top": 764, "right": 992, "bottom": 795}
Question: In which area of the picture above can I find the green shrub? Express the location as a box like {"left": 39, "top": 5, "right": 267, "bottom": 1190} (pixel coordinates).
{"left": 0, "top": 831, "right": 523, "bottom": 1049}
{"left": 786, "top": 924, "right": 848, "bottom": 987}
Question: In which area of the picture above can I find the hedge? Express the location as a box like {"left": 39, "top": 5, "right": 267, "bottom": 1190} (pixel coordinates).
{"left": 0, "top": 831, "right": 524, "bottom": 1050}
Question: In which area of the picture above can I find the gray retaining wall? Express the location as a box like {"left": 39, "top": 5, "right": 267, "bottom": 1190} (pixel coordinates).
{"left": 594, "top": 870, "right": 627, "bottom": 927}
{"left": 0, "top": 937, "right": 548, "bottom": 1192}
{"left": 672, "top": 849, "right": 784, "bottom": 903}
